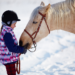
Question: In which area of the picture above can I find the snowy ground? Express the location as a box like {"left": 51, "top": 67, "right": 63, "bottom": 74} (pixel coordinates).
{"left": 0, "top": 0, "right": 75, "bottom": 75}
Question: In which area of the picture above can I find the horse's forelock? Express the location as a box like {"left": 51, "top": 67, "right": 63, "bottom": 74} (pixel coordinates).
{"left": 30, "top": 6, "right": 43, "bottom": 20}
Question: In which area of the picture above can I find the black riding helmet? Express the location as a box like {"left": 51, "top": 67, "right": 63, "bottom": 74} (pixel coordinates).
{"left": 2, "top": 10, "right": 20, "bottom": 26}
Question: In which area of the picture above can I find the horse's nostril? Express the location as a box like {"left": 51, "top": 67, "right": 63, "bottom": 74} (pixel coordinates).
{"left": 19, "top": 40, "right": 22, "bottom": 46}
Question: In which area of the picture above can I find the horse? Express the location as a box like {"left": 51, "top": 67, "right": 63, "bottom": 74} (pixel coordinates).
{"left": 19, "top": 0, "right": 75, "bottom": 50}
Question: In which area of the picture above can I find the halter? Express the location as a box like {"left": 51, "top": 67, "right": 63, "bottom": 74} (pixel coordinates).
{"left": 24, "top": 12, "right": 50, "bottom": 52}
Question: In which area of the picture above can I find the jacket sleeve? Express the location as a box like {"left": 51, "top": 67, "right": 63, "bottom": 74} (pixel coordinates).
{"left": 3, "top": 33, "right": 26, "bottom": 53}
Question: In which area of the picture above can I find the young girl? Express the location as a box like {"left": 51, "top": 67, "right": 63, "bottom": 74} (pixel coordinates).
{"left": 0, "top": 10, "right": 27, "bottom": 75}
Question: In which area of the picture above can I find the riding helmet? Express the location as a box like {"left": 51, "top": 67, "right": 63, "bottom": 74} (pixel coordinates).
{"left": 2, "top": 10, "right": 20, "bottom": 26}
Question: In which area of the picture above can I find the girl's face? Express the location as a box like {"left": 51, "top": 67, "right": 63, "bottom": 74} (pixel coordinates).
{"left": 10, "top": 22, "right": 17, "bottom": 29}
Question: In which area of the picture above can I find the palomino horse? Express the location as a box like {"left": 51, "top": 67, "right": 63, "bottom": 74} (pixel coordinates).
{"left": 19, "top": 0, "right": 75, "bottom": 50}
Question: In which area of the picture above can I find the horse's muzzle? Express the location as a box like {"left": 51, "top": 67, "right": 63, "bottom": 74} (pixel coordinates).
{"left": 19, "top": 40, "right": 29, "bottom": 49}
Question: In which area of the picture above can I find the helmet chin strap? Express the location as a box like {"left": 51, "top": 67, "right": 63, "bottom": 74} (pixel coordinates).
{"left": 2, "top": 21, "right": 17, "bottom": 26}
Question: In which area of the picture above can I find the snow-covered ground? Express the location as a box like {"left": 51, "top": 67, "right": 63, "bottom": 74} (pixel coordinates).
{"left": 0, "top": 0, "right": 75, "bottom": 75}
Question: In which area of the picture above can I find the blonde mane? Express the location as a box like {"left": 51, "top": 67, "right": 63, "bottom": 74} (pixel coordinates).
{"left": 50, "top": 0, "right": 75, "bottom": 32}
{"left": 51, "top": 0, "right": 75, "bottom": 16}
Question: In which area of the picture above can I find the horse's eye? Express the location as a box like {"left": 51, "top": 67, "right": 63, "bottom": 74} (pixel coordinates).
{"left": 33, "top": 21, "right": 38, "bottom": 24}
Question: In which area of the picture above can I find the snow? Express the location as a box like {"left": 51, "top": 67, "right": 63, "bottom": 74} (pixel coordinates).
{"left": 0, "top": 0, "right": 75, "bottom": 75}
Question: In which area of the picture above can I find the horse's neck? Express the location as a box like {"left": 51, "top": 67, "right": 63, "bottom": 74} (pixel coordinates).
{"left": 49, "top": 0, "right": 75, "bottom": 34}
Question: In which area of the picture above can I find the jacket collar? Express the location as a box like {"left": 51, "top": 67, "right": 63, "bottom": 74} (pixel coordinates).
{"left": 3, "top": 25, "right": 13, "bottom": 31}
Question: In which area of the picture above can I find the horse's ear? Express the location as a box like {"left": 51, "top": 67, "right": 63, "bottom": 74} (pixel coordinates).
{"left": 40, "top": 1, "right": 45, "bottom": 6}
{"left": 45, "top": 4, "right": 50, "bottom": 13}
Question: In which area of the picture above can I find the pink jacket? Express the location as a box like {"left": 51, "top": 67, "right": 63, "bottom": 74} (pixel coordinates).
{"left": 0, "top": 25, "right": 19, "bottom": 64}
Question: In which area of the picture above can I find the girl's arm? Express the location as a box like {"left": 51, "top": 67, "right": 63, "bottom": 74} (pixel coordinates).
{"left": 3, "top": 33, "right": 27, "bottom": 54}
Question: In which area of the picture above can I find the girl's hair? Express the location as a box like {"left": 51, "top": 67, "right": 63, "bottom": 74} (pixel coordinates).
{"left": 0, "top": 25, "right": 3, "bottom": 34}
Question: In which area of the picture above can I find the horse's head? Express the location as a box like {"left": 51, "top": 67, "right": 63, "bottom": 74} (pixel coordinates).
{"left": 19, "top": 2, "right": 50, "bottom": 49}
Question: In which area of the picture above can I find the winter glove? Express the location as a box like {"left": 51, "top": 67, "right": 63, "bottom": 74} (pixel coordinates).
{"left": 23, "top": 48, "right": 27, "bottom": 54}
{"left": 22, "top": 43, "right": 29, "bottom": 54}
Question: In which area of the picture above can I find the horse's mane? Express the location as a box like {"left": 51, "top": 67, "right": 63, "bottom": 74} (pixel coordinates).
{"left": 51, "top": 0, "right": 75, "bottom": 16}
{"left": 49, "top": 0, "right": 75, "bottom": 29}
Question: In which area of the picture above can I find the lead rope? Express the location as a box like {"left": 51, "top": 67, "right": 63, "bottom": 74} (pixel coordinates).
{"left": 15, "top": 54, "right": 21, "bottom": 74}
{"left": 15, "top": 11, "right": 51, "bottom": 74}
{"left": 15, "top": 42, "right": 36, "bottom": 75}
{"left": 15, "top": 41, "right": 37, "bottom": 74}
{"left": 15, "top": 43, "right": 36, "bottom": 75}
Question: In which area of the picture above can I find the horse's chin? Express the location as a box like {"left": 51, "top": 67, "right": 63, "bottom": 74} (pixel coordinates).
{"left": 24, "top": 43, "right": 32, "bottom": 49}
{"left": 19, "top": 39, "right": 32, "bottom": 49}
